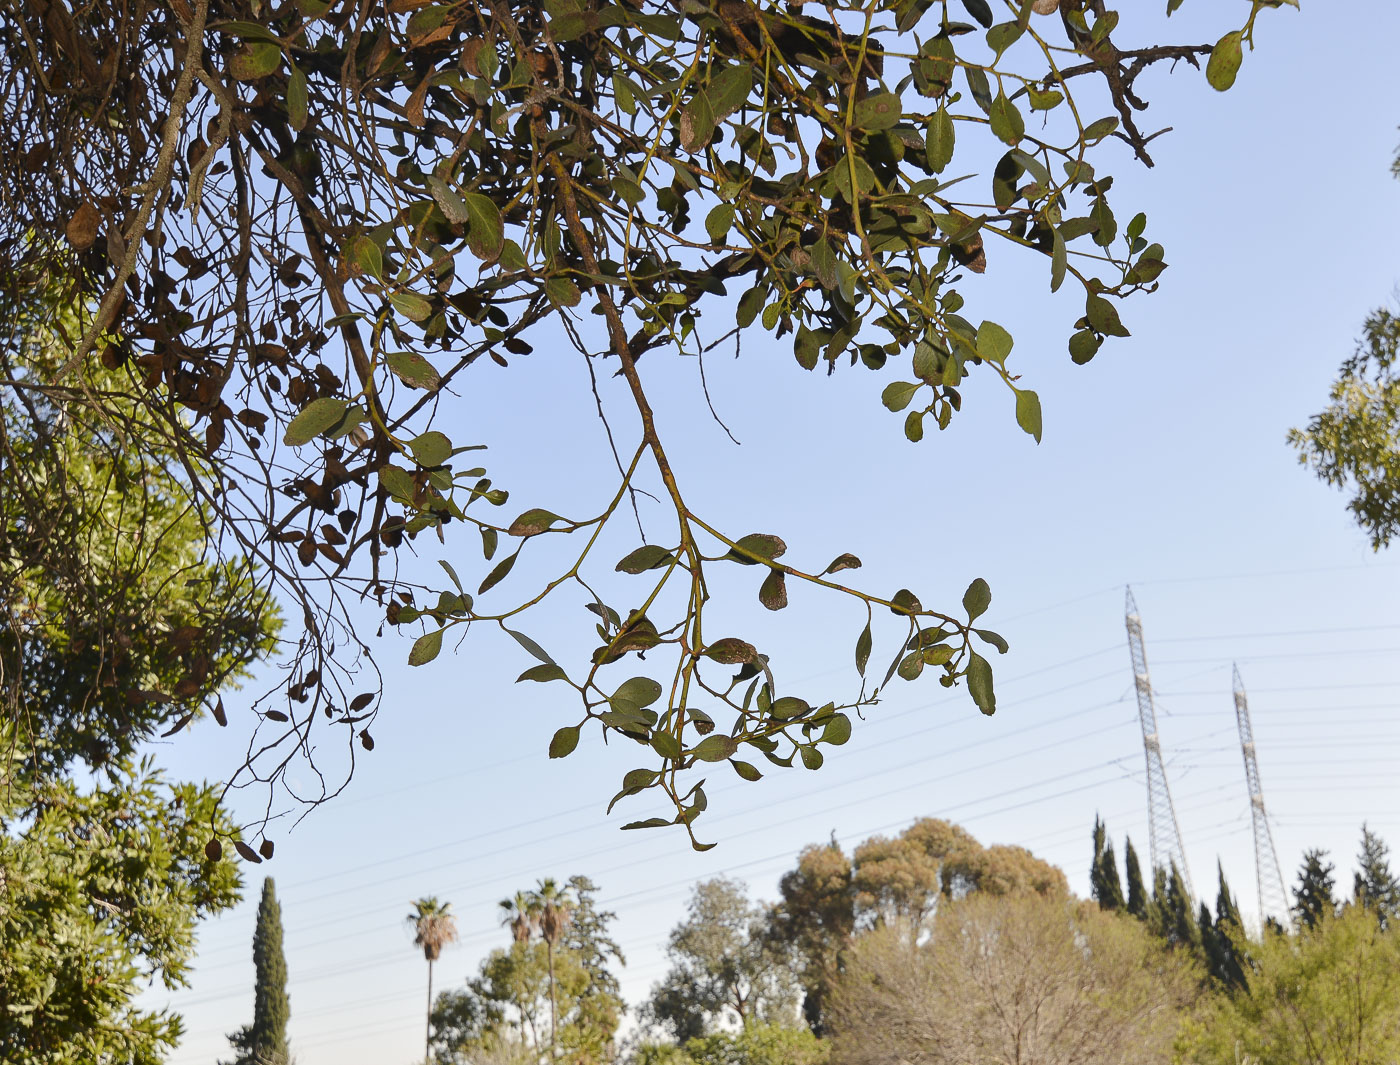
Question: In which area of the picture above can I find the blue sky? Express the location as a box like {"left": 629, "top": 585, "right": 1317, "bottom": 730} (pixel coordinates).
{"left": 150, "top": 4, "right": 1400, "bottom": 1062}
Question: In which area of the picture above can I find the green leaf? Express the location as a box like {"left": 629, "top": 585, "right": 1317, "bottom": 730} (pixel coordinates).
{"left": 988, "top": 90, "right": 1025, "bottom": 146}
{"left": 730, "top": 759, "right": 762, "bottom": 781}
{"left": 822, "top": 713, "right": 852, "bottom": 745}
{"left": 703, "top": 637, "right": 757, "bottom": 664}
{"left": 378, "top": 464, "right": 416, "bottom": 501}
{"left": 477, "top": 549, "right": 518, "bottom": 594}
{"left": 439, "top": 559, "right": 463, "bottom": 590}
{"left": 890, "top": 588, "right": 922, "bottom": 616}
{"left": 904, "top": 410, "right": 924, "bottom": 442}
{"left": 287, "top": 65, "right": 308, "bottom": 131}
{"left": 215, "top": 19, "right": 282, "bottom": 40}
{"left": 622, "top": 817, "right": 673, "bottom": 830}
{"left": 612, "top": 676, "right": 663, "bottom": 709}
{"left": 1050, "top": 230, "right": 1067, "bottom": 292}
{"left": 897, "top": 651, "right": 924, "bottom": 681}
{"left": 507, "top": 508, "right": 561, "bottom": 537}
{"left": 409, "top": 628, "right": 443, "bottom": 666}
{"left": 966, "top": 650, "right": 996, "bottom": 714}
{"left": 964, "top": 67, "right": 993, "bottom": 114}
{"left": 759, "top": 569, "right": 788, "bottom": 611}
{"left": 771, "top": 697, "right": 810, "bottom": 721}
{"left": 962, "top": 577, "right": 992, "bottom": 620}
{"left": 800, "top": 746, "right": 824, "bottom": 770}
{"left": 853, "top": 92, "right": 902, "bottom": 131}
{"left": 832, "top": 155, "right": 877, "bottom": 202}
{"left": 616, "top": 544, "right": 674, "bottom": 573}
{"left": 1086, "top": 294, "right": 1130, "bottom": 337}
{"left": 882, "top": 380, "right": 921, "bottom": 412}
{"left": 926, "top": 107, "right": 955, "bottom": 173}
{"left": 612, "top": 177, "right": 645, "bottom": 206}
{"left": 1069, "top": 328, "right": 1101, "bottom": 364}
{"left": 546, "top": 277, "right": 582, "bottom": 308}
{"left": 680, "top": 91, "right": 717, "bottom": 151}
{"left": 231, "top": 41, "right": 282, "bottom": 80}
{"left": 506, "top": 628, "right": 556, "bottom": 666}
{"left": 386, "top": 350, "right": 441, "bottom": 390}
{"left": 463, "top": 193, "right": 504, "bottom": 259}
{"left": 823, "top": 553, "right": 862, "bottom": 574}
{"left": 1081, "top": 118, "right": 1117, "bottom": 146}
{"left": 985, "top": 20, "right": 1023, "bottom": 60}
{"left": 855, "top": 621, "right": 872, "bottom": 676}
{"left": 1015, "top": 388, "right": 1042, "bottom": 443}
{"left": 409, "top": 430, "right": 453, "bottom": 467}
{"left": 693, "top": 735, "right": 738, "bottom": 762}
{"left": 348, "top": 235, "right": 383, "bottom": 280}
{"left": 651, "top": 731, "right": 682, "bottom": 760}
{"left": 549, "top": 725, "right": 580, "bottom": 758}
{"left": 974, "top": 627, "right": 1009, "bottom": 654}
{"left": 390, "top": 291, "right": 432, "bottom": 322}
{"left": 499, "top": 240, "right": 528, "bottom": 272}
{"left": 705, "top": 203, "right": 735, "bottom": 244}
{"left": 283, "top": 398, "right": 348, "bottom": 446}
{"left": 518, "top": 663, "right": 569, "bottom": 683}
{"left": 426, "top": 176, "right": 470, "bottom": 224}
{"left": 976, "top": 321, "right": 1013, "bottom": 364}
{"left": 1206, "top": 30, "right": 1244, "bottom": 91}
{"left": 1089, "top": 197, "right": 1117, "bottom": 247}
{"left": 708, "top": 65, "right": 752, "bottom": 118}
{"left": 726, "top": 533, "right": 786, "bottom": 565}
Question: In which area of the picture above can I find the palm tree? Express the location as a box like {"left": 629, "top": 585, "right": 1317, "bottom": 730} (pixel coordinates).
{"left": 498, "top": 890, "right": 537, "bottom": 944}
{"left": 407, "top": 896, "right": 459, "bottom": 1064}
{"left": 529, "top": 879, "right": 574, "bottom": 1059}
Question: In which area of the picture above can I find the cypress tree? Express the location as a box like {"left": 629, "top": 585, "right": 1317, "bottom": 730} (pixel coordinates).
{"left": 1146, "top": 864, "right": 1171, "bottom": 941}
{"left": 252, "top": 877, "right": 291, "bottom": 1064}
{"left": 1124, "top": 837, "right": 1148, "bottom": 920}
{"left": 1293, "top": 848, "right": 1337, "bottom": 931}
{"left": 1212, "top": 864, "right": 1248, "bottom": 990}
{"left": 1090, "top": 817, "right": 1125, "bottom": 911}
{"left": 1353, "top": 824, "right": 1400, "bottom": 929}
{"left": 226, "top": 877, "right": 291, "bottom": 1065}
{"left": 1098, "top": 840, "right": 1125, "bottom": 911}
{"left": 1198, "top": 900, "right": 1223, "bottom": 975}
{"left": 1164, "top": 863, "right": 1200, "bottom": 952}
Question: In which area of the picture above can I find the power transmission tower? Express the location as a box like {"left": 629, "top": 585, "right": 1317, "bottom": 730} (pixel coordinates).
{"left": 1124, "top": 588, "right": 1194, "bottom": 900}
{"left": 1232, "top": 663, "right": 1292, "bottom": 929}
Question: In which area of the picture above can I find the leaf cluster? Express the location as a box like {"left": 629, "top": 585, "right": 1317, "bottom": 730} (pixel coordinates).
{"left": 0, "top": 0, "right": 1293, "bottom": 842}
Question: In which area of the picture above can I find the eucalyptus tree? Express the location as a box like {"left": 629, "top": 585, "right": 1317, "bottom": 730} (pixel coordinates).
{"left": 410, "top": 896, "right": 461, "bottom": 1061}
{"left": 0, "top": 0, "right": 1296, "bottom": 846}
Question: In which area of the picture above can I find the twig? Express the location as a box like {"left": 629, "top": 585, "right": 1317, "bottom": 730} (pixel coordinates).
{"left": 57, "top": 0, "right": 212, "bottom": 380}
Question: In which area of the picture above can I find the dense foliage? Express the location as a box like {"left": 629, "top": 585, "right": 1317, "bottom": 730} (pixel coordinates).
{"left": 1181, "top": 904, "right": 1400, "bottom": 1065}
{"left": 431, "top": 876, "right": 623, "bottom": 1065}
{"left": 416, "top": 818, "right": 1400, "bottom": 1065}
{"left": 1, "top": 287, "right": 275, "bottom": 1063}
{"left": 0, "top": 0, "right": 1297, "bottom": 843}
{"left": 0, "top": 761, "right": 242, "bottom": 1065}
{"left": 1291, "top": 147, "right": 1400, "bottom": 548}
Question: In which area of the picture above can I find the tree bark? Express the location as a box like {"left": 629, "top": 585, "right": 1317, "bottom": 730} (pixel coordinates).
{"left": 425, "top": 958, "right": 434, "bottom": 1064}
{"left": 547, "top": 940, "right": 558, "bottom": 1058}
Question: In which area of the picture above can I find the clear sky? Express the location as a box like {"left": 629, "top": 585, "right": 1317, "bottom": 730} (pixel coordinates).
{"left": 150, "top": 4, "right": 1400, "bottom": 1063}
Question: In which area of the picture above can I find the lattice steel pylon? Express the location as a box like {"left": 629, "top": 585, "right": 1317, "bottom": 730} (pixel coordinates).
{"left": 1232, "top": 663, "right": 1293, "bottom": 929}
{"left": 1124, "top": 588, "right": 1194, "bottom": 901}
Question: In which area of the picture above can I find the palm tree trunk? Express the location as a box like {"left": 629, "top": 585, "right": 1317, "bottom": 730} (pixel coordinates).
{"left": 546, "top": 939, "right": 558, "bottom": 1058}
{"left": 425, "top": 957, "right": 434, "bottom": 1064}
